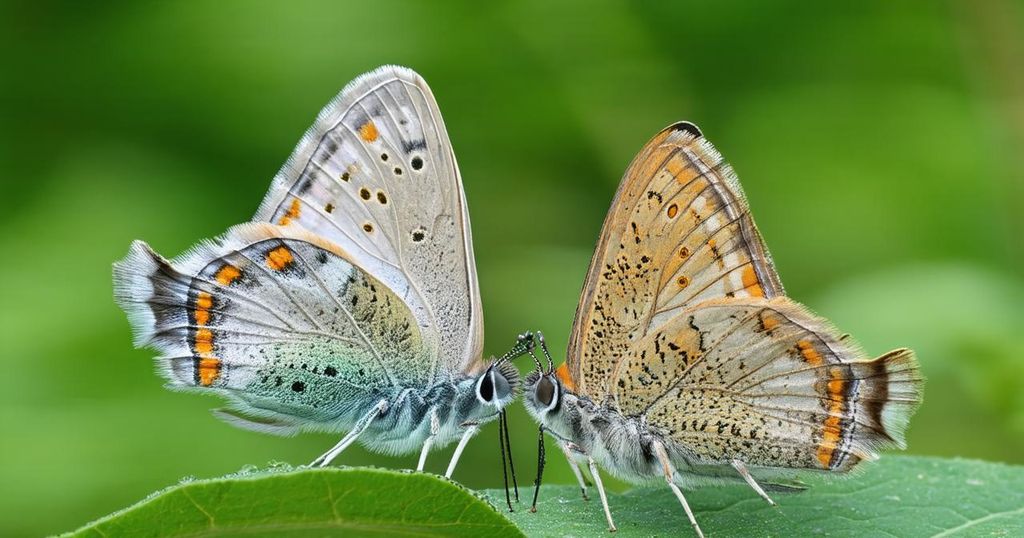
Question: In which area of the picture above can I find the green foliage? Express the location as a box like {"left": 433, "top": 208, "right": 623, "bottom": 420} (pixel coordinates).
{"left": 487, "top": 456, "right": 1024, "bottom": 537}
{"left": 66, "top": 467, "right": 523, "bottom": 538}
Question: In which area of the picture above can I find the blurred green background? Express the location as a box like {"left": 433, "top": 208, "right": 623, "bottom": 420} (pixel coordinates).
{"left": 3, "top": 1, "right": 1023, "bottom": 536}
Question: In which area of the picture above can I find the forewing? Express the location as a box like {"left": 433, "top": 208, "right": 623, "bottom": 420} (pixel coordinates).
{"left": 617, "top": 297, "right": 921, "bottom": 471}
{"left": 567, "top": 123, "right": 783, "bottom": 399}
{"left": 114, "top": 223, "right": 432, "bottom": 431}
{"left": 253, "top": 66, "right": 482, "bottom": 379}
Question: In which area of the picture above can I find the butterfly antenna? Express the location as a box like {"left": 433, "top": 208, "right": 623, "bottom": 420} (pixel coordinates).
{"left": 526, "top": 349, "right": 544, "bottom": 372}
{"left": 496, "top": 332, "right": 535, "bottom": 367}
{"left": 498, "top": 410, "right": 514, "bottom": 512}
{"left": 531, "top": 425, "right": 547, "bottom": 512}
{"left": 537, "top": 331, "right": 554, "bottom": 374}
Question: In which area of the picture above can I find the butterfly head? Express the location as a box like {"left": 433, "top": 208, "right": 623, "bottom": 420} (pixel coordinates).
{"left": 512, "top": 331, "right": 563, "bottom": 417}
{"left": 474, "top": 358, "right": 520, "bottom": 408}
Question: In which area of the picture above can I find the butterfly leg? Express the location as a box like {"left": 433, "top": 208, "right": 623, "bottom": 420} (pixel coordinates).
{"left": 444, "top": 422, "right": 480, "bottom": 478}
{"left": 653, "top": 440, "right": 705, "bottom": 538}
{"left": 586, "top": 456, "right": 617, "bottom": 532}
{"left": 311, "top": 399, "right": 389, "bottom": 467}
{"left": 416, "top": 408, "right": 440, "bottom": 472}
{"left": 731, "top": 459, "right": 776, "bottom": 506}
{"left": 559, "top": 441, "right": 590, "bottom": 501}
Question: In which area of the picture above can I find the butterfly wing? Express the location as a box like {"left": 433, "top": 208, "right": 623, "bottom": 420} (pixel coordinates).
{"left": 621, "top": 297, "right": 921, "bottom": 471}
{"left": 567, "top": 123, "right": 783, "bottom": 399}
{"left": 253, "top": 66, "right": 482, "bottom": 379}
{"left": 114, "top": 222, "right": 432, "bottom": 434}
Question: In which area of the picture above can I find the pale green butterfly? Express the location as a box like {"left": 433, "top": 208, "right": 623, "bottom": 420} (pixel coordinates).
{"left": 520, "top": 123, "right": 923, "bottom": 535}
{"left": 114, "top": 66, "right": 525, "bottom": 478}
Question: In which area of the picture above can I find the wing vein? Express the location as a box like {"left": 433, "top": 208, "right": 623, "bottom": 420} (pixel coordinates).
{"left": 289, "top": 245, "right": 396, "bottom": 386}
{"left": 640, "top": 306, "right": 763, "bottom": 414}
{"left": 238, "top": 248, "right": 326, "bottom": 332}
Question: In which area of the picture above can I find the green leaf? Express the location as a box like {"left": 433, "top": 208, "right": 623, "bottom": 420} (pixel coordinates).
{"left": 62, "top": 457, "right": 1024, "bottom": 537}
{"left": 65, "top": 466, "right": 523, "bottom": 537}
{"left": 485, "top": 456, "right": 1024, "bottom": 537}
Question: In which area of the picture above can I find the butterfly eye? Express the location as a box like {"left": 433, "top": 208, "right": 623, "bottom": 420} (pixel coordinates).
{"left": 477, "top": 370, "right": 496, "bottom": 403}
{"left": 536, "top": 375, "right": 558, "bottom": 411}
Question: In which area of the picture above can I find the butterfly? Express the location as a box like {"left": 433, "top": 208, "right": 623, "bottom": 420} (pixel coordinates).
{"left": 520, "top": 122, "right": 923, "bottom": 535}
{"left": 113, "top": 66, "right": 524, "bottom": 477}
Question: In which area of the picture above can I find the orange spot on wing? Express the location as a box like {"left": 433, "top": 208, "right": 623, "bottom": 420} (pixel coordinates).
{"left": 198, "top": 358, "right": 221, "bottom": 386}
{"left": 359, "top": 121, "right": 379, "bottom": 142}
{"left": 760, "top": 311, "right": 780, "bottom": 331}
{"left": 266, "top": 246, "right": 294, "bottom": 271}
{"left": 667, "top": 203, "right": 679, "bottom": 218}
{"left": 827, "top": 378, "right": 845, "bottom": 398}
{"left": 216, "top": 265, "right": 241, "bottom": 286}
{"left": 742, "top": 265, "right": 765, "bottom": 297}
{"left": 278, "top": 198, "right": 301, "bottom": 225}
{"left": 797, "top": 340, "right": 824, "bottom": 367}
{"left": 555, "top": 363, "right": 577, "bottom": 393}
{"left": 194, "top": 328, "right": 214, "bottom": 356}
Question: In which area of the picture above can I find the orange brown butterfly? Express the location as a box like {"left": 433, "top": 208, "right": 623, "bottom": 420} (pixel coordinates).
{"left": 520, "top": 122, "right": 923, "bottom": 536}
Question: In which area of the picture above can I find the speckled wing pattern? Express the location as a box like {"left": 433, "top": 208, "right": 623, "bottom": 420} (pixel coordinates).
{"left": 253, "top": 66, "right": 483, "bottom": 379}
{"left": 567, "top": 123, "right": 921, "bottom": 471}
{"left": 114, "top": 223, "right": 428, "bottom": 434}
{"left": 617, "top": 298, "right": 918, "bottom": 471}
{"left": 567, "top": 123, "right": 783, "bottom": 398}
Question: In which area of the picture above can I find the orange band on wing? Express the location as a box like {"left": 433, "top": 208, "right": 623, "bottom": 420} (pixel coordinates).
{"left": 192, "top": 324, "right": 221, "bottom": 386}
{"left": 817, "top": 367, "right": 848, "bottom": 468}
{"left": 555, "top": 363, "right": 577, "bottom": 393}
